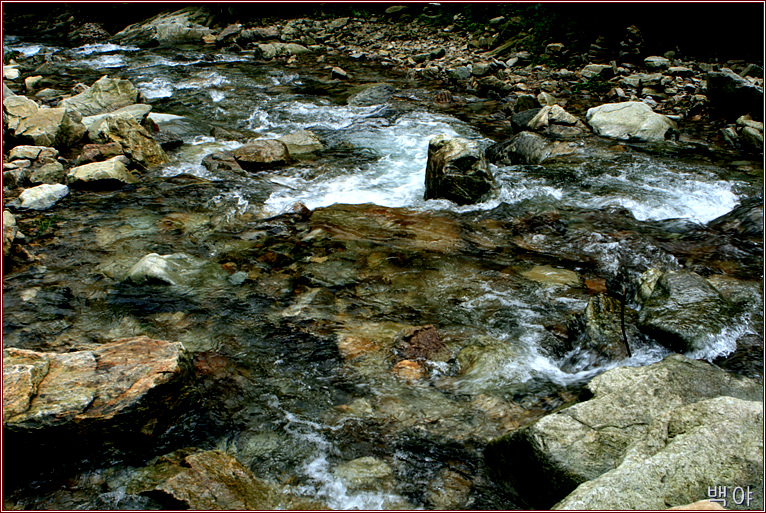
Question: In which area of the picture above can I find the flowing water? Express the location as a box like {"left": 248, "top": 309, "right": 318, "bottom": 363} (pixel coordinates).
{"left": 3, "top": 40, "right": 763, "bottom": 510}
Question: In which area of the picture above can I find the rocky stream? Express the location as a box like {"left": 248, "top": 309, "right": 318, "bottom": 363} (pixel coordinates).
{"left": 2, "top": 5, "right": 764, "bottom": 511}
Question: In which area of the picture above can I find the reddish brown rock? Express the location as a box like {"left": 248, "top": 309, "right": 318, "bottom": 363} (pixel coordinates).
{"left": 394, "top": 325, "right": 450, "bottom": 362}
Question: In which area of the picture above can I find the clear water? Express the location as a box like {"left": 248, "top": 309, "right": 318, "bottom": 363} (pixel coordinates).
{"left": 3, "top": 39, "right": 761, "bottom": 510}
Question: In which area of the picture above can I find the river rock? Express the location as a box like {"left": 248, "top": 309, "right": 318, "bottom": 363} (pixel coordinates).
{"left": 586, "top": 101, "right": 678, "bottom": 142}
{"left": 30, "top": 161, "right": 67, "bottom": 184}
{"left": 637, "top": 269, "right": 735, "bottom": 354}
{"left": 706, "top": 67, "right": 764, "bottom": 120}
{"left": 485, "top": 131, "right": 577, "bottom": 165}
{"left": 127, "top": 448, "right": 324, "bottom": 510}
{"left": 276, "top": 130, "right": 323, "bottom": 155}
{"left": 255, "top": 42, "right": 310, "bottom": 60}
{"left": 3, "top": 336, "right": 192, "bottom": 436}
{"left": 3, "top": 210, "right": 19, "bottom": 257}
{"left": 232, "top": 140, "right": 292, "bottom": 171}
{"left": 8, "top": 145, "right": 58, "bottom": 163}
{"left": 485, "top": 354, "right": 763, "bottom": 509}
{"left": 580, "top": 64, "right": 614, "bottom": 79}
{"left": 111, "top": 7, "right": 214, "bottom": 46}
{"left": 4, "top": 95, "right": 86, "bottom": 148}
{"left": 89, "top": 116, "right": 169, "bottom": 168}
{"left": 347, "top": 83, "right": 395, "bottom": 106}
{"left": 394, "top": 325, "right": 450, "bottom": 362}
{"left": 82, "top": 103, "right": 152, "bottom": 133}
{"left": 72, "top": 142, "right": 125, "bottom": 166}
{"left": 424, "top": 135, "right": 495, "bottom": 205}
{"left": 553, "top": 396, "right": 763, "bottom": 510}
{"left": 334, "top": 456, "right": 395, "bottom": 492}
{"left": 59, "top": 76, "right": 139, "bottom": 117}
{"left": 643, "top": 55, "right": 670, "bottom": 70}
{"left": 126, "top": 252, "right": 225, "bottom": 287}
{"left": 201, "top": 151, "right": 244, "bottom": 174}
{"left": 18, "top": 183, "right": 69, "bottom": 210}
{"left": 707, "top": 196, "right": 763, "bottom": 237}
{"left": 66, "top": 159, "right": 138, "bottom": 187}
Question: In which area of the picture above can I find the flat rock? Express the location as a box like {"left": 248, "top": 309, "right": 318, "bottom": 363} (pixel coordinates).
{"left": 276, "top": 130, "right": 323, "bottom": 154}
{"left": 232, "top": 140, "right": 292, "bottom": 171}
{"left": 66, "top": 159, "right": 138, "bottom": 187}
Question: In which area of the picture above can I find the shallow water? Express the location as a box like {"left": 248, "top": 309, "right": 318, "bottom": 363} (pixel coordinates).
{"left": 3, "top": 38, "right": 762, "bottom": 510}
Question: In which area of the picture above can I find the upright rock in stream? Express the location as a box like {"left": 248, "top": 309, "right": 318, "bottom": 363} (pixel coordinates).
{"left": 424, "top": 135, "right": 496, "bottom": 205}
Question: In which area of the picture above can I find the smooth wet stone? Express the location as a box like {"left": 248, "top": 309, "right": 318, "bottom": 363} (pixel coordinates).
{"left": 485, "top": 131, "right": 577, "bottom": 165}
{"left": 18, "top": 183, "right": 69, "bottom": 210}
{"left": 521, "top": 265, "right": 580, "bottom": 287}
{"left": 637, "top": 269, "right": 735, "bottom": 354}
{"left": 334, "top": 456, "right": 395, "bottom": 492}
{"left": 233, "top": 140, "right": 292, "bottom": 171}
{"left": 276, "top": 130, "right": 323, "bottom": 154}
{"left": 424, "top": 134, "right": 496, "bottom": 205}
{"left": 126, "top": 252, "right": 225, "bottom": 287}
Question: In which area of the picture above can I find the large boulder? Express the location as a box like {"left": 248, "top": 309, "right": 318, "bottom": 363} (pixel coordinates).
{"left": 554, "top": 396, "right": 763, "bottom": 510}
{"left": 4, "top": 95, "right": 86, "bottom": 148}
{"left": 83, "top": 103, "right": 152, "bottom": 133}
{"left": 485, "top": 354, "right": 763, "bottom": 509}
{"left": 58, "top": 76, "right": 139, "bottom": 117}
{"left": 637, "top": 269, "right": 735, "bottom": 355}
{"left": 706, "top": 68, "right": 764, "bottom": 120}
{"left": 586, "top": 101, "right": 678, "bottom": 142}
{"left": 66, "top": 159, "right": 138, "bottom": 187}
{"left": 90, "top": 116, "right": 169, "bottom": 168}
{"left": 485, "top": 131, "right": 577, "bottom": 165}
{"left": 111, "top": 7, "right": 214, "bottom": 47}
{"left": 2, "top": 337, "right": 194, "bottom": 477}
{"left": 424, "top": 135, "right": 496, "bottom": 205}
{"left": 707, "top": 196, "right": 763, "bottom": 237}
{"left": 232, "top": 140, "right": 292, "bottom": 171}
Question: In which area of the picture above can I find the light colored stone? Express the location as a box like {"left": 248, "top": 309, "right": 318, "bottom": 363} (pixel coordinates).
{"left": 89, "top": 116, "right": 169, "bottom": 168}
{"left": 8, "top": 145, "right": 58, "bottom": 162}
{"left": 83, "top": 103, "right": 152, "bottom": 132}
{"left": 667, "top": 500, "right": 727, "bottom": 510}
{"left": 19, "top": 183, "right": 69, "bottom": 210}
{"left": 111, "top": 7, "right": 214, "bottom": 46}
{"left": 644, "top": 55, "right": 670, "bottom": 70}
{"left": 3, "top": 65, "right": 20, "bottom": 80}
{"left": 522, "top": 265, "right": 580, "bottom": 287}
{"left": 67, "top": 159, "right": 138, "bottom": 186}
{"left": 3, "top": 210, "right": 18, "bottom": 257}
{"left": 586, "top": 101, "right": 677, "bottom": 142}
{"left": 334, "top": 456, "right": 395, "bottom": 492}
{"left": 59, "top": 75, "right": 139, "bottom": 117}
{"left": 276, "top": 130, "right": 323, "bottom": 154}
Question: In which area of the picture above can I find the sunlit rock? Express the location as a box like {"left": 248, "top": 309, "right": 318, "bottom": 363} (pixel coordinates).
{"left": 126, "top": 252, "right": 226, "bottom": 287}
{"left": 424, "top": 134, "right": 496, "bottom": 205}
{"left": 586, "top": 101, "right": 678, "bottom": 141}
{"left": 59, "top": 75, "right": 139, "bottom": 117}
{"left": 18, "top": 183, "right": 69, "bottom": 210}
{"left": 67, "top": 159, "right": 138, "bottom": 186}
{"left": 89, "top": 116, "right": 169, "bottom": 168}
{"left": 111, "top": 7, "right": 214, "bottom": 46}
{"left": 334, "top": 456, "right": 395, "bottom": 492}
{"left": 232, "top": 140, "right": 292, "bottom": 171}
{"left": 277, "top": 130, "right": 323, "bottom": 155}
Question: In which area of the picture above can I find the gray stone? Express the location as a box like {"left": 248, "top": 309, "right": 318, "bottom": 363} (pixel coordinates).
{"left": 450, "top": 66, "right": 472, "bottom": 80}
{"left": 424, "top": 135, "right": 496, "bottom": 205}
{"left": 67, "top": 159, "right": 138, "bottom": 186}
{"left": 18, "top": 183, "right": 69, "bottom": 210}
{"left": 643, "top": 55, "right": 670, "bottom": 70}
{"left": 740, "top": 126, "right": 763, "bottom": 150}
{"left": 8, "top": 145, "right": 58, "bottom": 162}
{"left": 554, "top": 396, "right": 763, "bottom": 510}
{"left": 59, "top": 76, "right": 139, "bottom": 117}
{"left": 347, "top": 83, "right": 395, "bottom": 106}
{"left": 3, "top": 210, "right": 18, "bottom": 257}
{"left": 580, "top": 64, "right": 614, "bottom": 79}
{"left": 586, "top": 101, "right": 678, "bottom": 142}
{"left": 276, "top": 130, "right": 323, "bottom": 155}
{"left": 82, "top": 103, "right": 152, "bottom": 132}
{"left": 111, "top": 7, "right": 214, "bottom": 46}
{"left": 30, "top": 162, "right": 67, "bottom": 185}
{"left": 706, "top": 67, "right": 764, "bottom": 119}
{"left": 620, "top": 72, "right": 663, "bottom": 89}
{"left": 637, "top": 269, "right": 735, "bottom": 355}
{"left": 485, "top": 131, "right": 577, "bottom": 165}
{"left": 89, "top": 116, "right": 169, "bottom": 168}
{"left": 485, "top": 354, "right": 763, "bottom": 509}
{"left": 126, "top": 253, "right": 226, "bottom": 287}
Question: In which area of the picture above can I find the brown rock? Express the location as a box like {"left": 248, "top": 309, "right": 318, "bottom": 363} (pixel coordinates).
{"left": 392, "top": 359, "right": 427, "bottom": 382}
{"left": 394, "top": 325, "right": 450, "bottom": 362}
{"left": 232, "top": 140, "right": 292, "bottom": 171}
{"left": 338, "top": 335, "right": 379, "bottom": 360}
{"left": 667, "top": 500, "right": 727, "bottom": 510}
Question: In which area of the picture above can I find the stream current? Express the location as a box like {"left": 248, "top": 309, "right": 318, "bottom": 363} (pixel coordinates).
{"left": 3, "top": 40, "right": 763, "bottom": 510}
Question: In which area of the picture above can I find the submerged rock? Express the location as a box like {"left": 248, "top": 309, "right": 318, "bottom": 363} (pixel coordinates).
{"left": 334, "top": 456, "right": 395, "bottom": 492}
{"left": 485, "top": 354, "right": 763, "bottom": 509}
{"left": 424, "top": 135, "right": 495, "bottom": 205}
{"left": 127, "top": 448, "right": 325, "bottom": 510}
{"left": 59, "top": 76, "right": 139, "bottom": 117}
{"left": 126, "top": 252, "right": 227, "bottom": 288}
{"left": 637, "top": 269, "right": 734, "bottom": 354}
{"left": 586, "top": 101, "right": 678, "bottom": 142}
